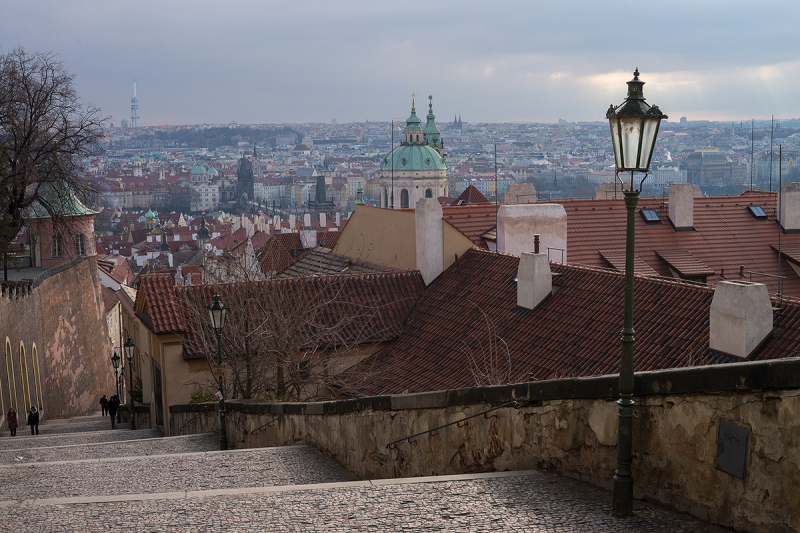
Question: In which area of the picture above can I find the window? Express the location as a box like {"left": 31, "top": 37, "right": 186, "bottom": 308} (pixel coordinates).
{"left": 51, "top": 235, "right": 62, "bottom": 257}
{"left": 76, "top": 234, "right": 86, "bottom": 256}
{"left": 425, "top": 189, "right": 433, "bottom": 198}
{"left": 748, "top": 205, "right": 767, "bottom": 219}
{"left": 640, "top": 209, "right": 661, "bottom": 224}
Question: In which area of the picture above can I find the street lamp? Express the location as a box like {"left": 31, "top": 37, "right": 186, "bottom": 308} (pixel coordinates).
{"left": 207, "top": 293, "right": 228, "bottom": 450}
{"left": 110, "top": 348, "right": 122, "bottom": 424}
{"left": 124, "top": 335, "right": 136, "bottom": 430}
{"left": 606, "top": 68, "right": 667, "bottom": 518}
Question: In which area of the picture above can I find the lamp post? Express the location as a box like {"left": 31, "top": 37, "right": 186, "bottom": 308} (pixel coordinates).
{"left": 606, "top": 68, "right": 667, "bottom": 517}
{"left": 208, "top": 293, "right": 228, "bottom": 450}
{"left": 110, "top": 348, "right": 121, "bottom": 424}
{"left": 124, "top": 335, "right": 136, "bottom": 430}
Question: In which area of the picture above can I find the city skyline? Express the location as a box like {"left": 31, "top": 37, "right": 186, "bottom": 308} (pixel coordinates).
{"left": 3, "top": 1, "right": 800, "bottom": 126}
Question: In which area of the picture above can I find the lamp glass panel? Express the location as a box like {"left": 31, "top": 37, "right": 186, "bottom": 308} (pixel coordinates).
{"left": 608, "top": 119, "right": 623, "bottom": 169}
{"left": 638, "top": 117, "right": 660, "bottom": 169}
{"left": 620, "top": 116, "right": 643, "bottom": 170}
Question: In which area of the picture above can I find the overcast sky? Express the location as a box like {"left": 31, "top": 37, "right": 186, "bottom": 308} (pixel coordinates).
{"left": 3, "top": 1, "right": 800, "bottom": 126}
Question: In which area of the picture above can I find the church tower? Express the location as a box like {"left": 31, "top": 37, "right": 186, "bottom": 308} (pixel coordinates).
{"left": 379, "top": 94, "right": 448, "bottom": 209}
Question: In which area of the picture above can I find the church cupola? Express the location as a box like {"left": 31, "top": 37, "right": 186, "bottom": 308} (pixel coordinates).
{"left": 403, "top": 94, "right": 423, "bottom": 145}
{"left": 423, "top": 95, "right": 443, "bottom": 152}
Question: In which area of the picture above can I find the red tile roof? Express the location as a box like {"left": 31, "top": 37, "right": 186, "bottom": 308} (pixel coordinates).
{"left": 338, "top": 247, "right": 800, "bottom": 397}
{"left": 136, "top": 273, "right": 187, "bottom": 334}
{"left": 455, "top": 184, "right": 491, "bottom": 205}
{"left": 441, "top": 205, "right": 498, "bottom": 248}
{"left": 558, "top": 192, "right": 800, "bottom": 296}
{"left": 174, "top": 271, "right": 425, "bottom": 359}
{"left": 655, "top": 249, "right": 715, "bottom": 278}
{"left": 258, "top": 232, "right": 341, "bottom": 274}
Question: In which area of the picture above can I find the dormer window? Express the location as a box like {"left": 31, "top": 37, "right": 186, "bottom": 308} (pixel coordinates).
{"left": 640, "top": 209, "right": 661, "bottom": 224}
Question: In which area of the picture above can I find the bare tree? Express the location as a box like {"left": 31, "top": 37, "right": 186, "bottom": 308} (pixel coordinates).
{"left": 178, "top": 270, "right": 422, "bottom": 402}
{"left": 0, "top": 48, "right": 106, "bottom": 255}
{"left": 461, "top": 302, "right": 513, "bottom": 386}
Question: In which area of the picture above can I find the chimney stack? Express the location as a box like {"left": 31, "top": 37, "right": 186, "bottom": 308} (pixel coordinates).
{"left": 415, "top": 197, "right": 444, "bottom": 285}
{"left": 335, "top": 212, "right": 341, "bottom": 227}
{"left": 710, "top": 280, "right": 773, "bottom": 359}
{"left": 669, "top": 183, "right": 694, "bottom": 230}
{"left": 517, "top": 251, "right": 552, "bottom": 310}
{"left": 779, "top": 182, "right": 800, "bottom": 232}
{"left": 304, "top": 213, "right": 311, "bottom": 227}
{"left": 497, "top": 204, "right": 567, "bottom": 261}
{"left": 289, "top": 214, "right": 296, "bottom": 231}
{"left": 320, "top": 213, "right": 327, "bottom": 228}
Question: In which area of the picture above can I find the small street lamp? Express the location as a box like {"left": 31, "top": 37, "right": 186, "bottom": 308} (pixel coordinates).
{"left": 110, "top": 348, "right": 122, "bottom": 424}
{"left": 606, "top": 68, "right": 667, "bottom": 517}
{"left": 207, "top": 293, "right": 228, "bottom": 450}
{"left": 124, "top": 335, "right": 136, "bottom": 430}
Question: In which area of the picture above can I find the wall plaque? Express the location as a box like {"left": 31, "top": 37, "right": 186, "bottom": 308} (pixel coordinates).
{"left": 716, "top": 420, "right": 749, "bottom": 479}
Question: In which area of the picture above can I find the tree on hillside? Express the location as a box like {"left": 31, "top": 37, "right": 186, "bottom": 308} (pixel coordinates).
{"left": 0, "top": 48, "right": 106, "bottom": 257}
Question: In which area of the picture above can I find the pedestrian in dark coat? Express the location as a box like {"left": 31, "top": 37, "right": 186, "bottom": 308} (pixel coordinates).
{"left": 7, "top": 408, "right": 18, "bottom": 436}
{"left": 27, "top": 406, "right": 39, "bottom": 435}
{"left": 100, "top": 395, "right": 109, "bottom": 416}
{"left": 108, "top": 396, "right": 119, "bottom": 429}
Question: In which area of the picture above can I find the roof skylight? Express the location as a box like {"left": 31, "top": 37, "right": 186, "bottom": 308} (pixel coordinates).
{"left": 640, "top": 209, "right": 661, "bottom": 224}
{"left": 747, "top": 205, "right": 767, "bottom": 219}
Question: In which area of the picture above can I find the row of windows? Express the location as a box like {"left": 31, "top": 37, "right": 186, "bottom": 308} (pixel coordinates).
{"left": 51, "top": 235, "right": 86, "bottom": 258}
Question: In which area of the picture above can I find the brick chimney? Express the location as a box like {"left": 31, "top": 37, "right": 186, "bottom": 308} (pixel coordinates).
{"left": 497, "top": 204, "right": 567, "bottom": 261}
{"left": 710, "top": 280, "right": 773, "bottom": 359}
{"left": 668, "top": 183, "right": 694, "bottom": 230}
{"left": 517, "top": 236, "right": 551, "bottom": 310}
{"left": 779, "top": 182, "right": 800, "bottom": 232}
{"left": 415, "top": 197, "right": 444, "bottom": 285}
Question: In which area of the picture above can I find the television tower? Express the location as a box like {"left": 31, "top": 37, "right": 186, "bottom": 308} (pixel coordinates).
{"left": 130, "top": 72, "right": 140, "bottom": 128}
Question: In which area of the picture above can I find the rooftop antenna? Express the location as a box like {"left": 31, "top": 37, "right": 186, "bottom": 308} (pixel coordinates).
{"left": 494, "top": 143, "right": 498, "bottom": 230}
{"left": 778, "top": 144, "right": 783, "bottom": 300}
{"left": 750, "top": 119, "right": 754, "bottom": 190}
{"left": 769, "top": 115, "right": 774, "bottom": 192}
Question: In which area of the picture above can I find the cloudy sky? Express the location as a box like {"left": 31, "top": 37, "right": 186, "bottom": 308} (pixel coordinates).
{"left": 3, "top": 0, "right": 799, "bottom": 126}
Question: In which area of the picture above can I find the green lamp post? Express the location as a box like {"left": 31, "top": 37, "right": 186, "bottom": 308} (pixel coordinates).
{"left": 208, "top": 293, "right": 228, "bottom": 450}
{"left": 606, "top": 68, "right": 667, "bottom": 517}
{"left": 124, "top": 335, "right": 136, "bottom": 430}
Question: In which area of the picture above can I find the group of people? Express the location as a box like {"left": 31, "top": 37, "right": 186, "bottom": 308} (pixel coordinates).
{"left": 99, "top": 394, "right": 121, "bottom": 429}
{"left": 5, "top": 405, "right": 40, "bottom": 436}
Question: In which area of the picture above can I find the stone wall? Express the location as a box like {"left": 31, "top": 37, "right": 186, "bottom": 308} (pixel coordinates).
{"left": 0, "top": 257, "right": 115, "bottom": 424}
{"left": 170, "top": 359, "right": 800, "bottom": 533}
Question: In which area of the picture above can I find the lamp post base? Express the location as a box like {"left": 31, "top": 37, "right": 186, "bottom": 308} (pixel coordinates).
{"left": 612, "top": 474, "right": 633, "bottom": 517}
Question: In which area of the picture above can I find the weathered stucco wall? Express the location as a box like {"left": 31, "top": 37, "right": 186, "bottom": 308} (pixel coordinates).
{"left": 171, "top": 359, "right": 800, "bottom": 533}
{"left": 0, "top": 257, "right": 115, "bottom": 424}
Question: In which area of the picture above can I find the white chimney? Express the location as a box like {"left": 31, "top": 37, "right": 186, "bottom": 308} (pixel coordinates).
{"left": 497, "top": 204, "right": 567, "bottom": 261}
{"left": 320, "top": 213, "right": 327, "bottom": 228}
{"left": 304, "top": 213, "right": 311, "bottom": 227}
{"left": 779, "top": 182, "right": 800, "bottom": 232}
{"left": 595, "top": 182, "right": 631, "bottom": 200}
{"left": 710, "top": 281, "right": 773, "bottom": 359}
{"left": 273, "top": 215, "right": 280, "bottom": 228}
{"left": 335, "top": 212, "right": 341, "bottom": 227}
{"left": 504, "top": 183, "right": 537, "bottom": 204}
{"left": 517, "top": 248, "right": 551, "bottom": 310}
{"left": 289, "top": 214, "right": 296, "bottom": 231}
{"left": 669, "top": 183, "right": 694, "bottom": 230}
{"left": 415, "top": 197, "right": 444, "bottom": 285}
{"left": 300, "top": 228, "right": 317, "bottom": 249}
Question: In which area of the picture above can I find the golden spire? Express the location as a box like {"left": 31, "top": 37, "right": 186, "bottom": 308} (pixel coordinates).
{"left": 411, "top": 92, "right": 416, "bottom": 111}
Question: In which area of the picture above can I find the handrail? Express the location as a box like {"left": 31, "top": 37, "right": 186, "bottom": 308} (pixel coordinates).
{"left": 178, "top": 404, "right": 211, "bottom": 433}
{"left": 250, "top": 416, "right": 284, "bottom": 435}
{"left": 385, "top": 401, "right": 524, "bottom": 450}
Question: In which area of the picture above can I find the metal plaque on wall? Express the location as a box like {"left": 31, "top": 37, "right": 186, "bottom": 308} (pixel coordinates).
{"left": 716, "top": 420, "right": 749, "bottom": 479}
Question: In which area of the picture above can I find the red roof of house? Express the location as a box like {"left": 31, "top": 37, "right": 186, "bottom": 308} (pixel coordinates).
{"left": 136, "top": 273, "right": 186, "bottom": 334}
{"left": 258, "top": 232, "right": 342, "bottom": 274}
{"left": 442, "top": 204, "right": 498, "bottom": 248}
{"left": 338, "top": 247, "right": 800, "bottom": 397}
{"left": 455, "top": 184, "right": 491, "bottom": 205}
{"left": 559, "top": 192, "right": 800, "bottom": 295}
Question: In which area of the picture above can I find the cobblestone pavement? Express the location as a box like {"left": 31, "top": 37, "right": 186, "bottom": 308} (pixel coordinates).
{"left": 0, "top": 414, "right": 734, "bottom": 532}
{"left": 0, "top": 433, "right": 218, "bottom": 464}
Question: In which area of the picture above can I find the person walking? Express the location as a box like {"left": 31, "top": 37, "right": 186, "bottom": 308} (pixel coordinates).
{"left": 108, "top": 396, "right": 119, "bottom": 429}
{"left": 7, "top": 408, "right": 18, "bottom": 436}
{"left": 99, "top": 395, "right": 109, "bottom": 416}
{"left": 27, "top": 406, "right": 39, "bottom": 435}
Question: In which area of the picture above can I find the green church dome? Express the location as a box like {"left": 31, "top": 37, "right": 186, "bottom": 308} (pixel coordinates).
{"left": 190, "top": 164, "right": 207, "bottom": 175}
{"left": 145, "top": 208, "right": 156, "bottom": 220}
{"left": 381, "top": 144, "right": 446, "bottom": 172}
